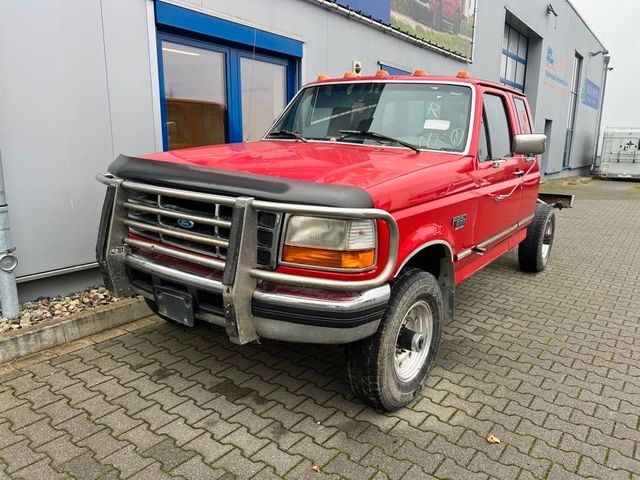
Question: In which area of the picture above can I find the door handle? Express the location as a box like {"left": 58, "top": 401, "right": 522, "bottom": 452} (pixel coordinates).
{"left": 514, "top": 169, "right": 525, "bottom": 177}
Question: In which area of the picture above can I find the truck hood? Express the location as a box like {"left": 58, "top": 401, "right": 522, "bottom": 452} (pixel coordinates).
{"left": 143, "top": 140, "right": 460, "bottom": 191}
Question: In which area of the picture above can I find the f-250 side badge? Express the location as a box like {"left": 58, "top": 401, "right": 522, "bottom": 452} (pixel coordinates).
{"left": 452, "top": 214, "right": 467, "bottom": 230}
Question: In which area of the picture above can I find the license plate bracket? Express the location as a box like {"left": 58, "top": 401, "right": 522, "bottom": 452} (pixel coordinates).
{"left": 153, "top": 286, "right": 194, "bottom": 327}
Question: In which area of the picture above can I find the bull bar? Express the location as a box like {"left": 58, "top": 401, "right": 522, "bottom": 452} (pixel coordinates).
{"left": 96, "top": 173, "right": 399, "bottom": 345}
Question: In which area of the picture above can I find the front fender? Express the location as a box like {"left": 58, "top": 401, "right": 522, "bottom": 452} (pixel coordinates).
{"left": 393, "top": 222, "right": 455, "bottom": 277}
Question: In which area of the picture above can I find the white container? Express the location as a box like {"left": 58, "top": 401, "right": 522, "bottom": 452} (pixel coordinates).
{"left": 598, "top": 128, "right": 640, "bottom": 179}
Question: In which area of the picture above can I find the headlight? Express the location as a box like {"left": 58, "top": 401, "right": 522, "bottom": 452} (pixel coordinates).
{"left": 281, "top": 216, "right": 376, "bottom": 270}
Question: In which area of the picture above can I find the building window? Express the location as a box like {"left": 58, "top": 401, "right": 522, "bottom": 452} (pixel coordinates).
{"left": 562, "top": 52, "right": 583, "bottom": 168}
{"left": 156, "top": 2, "right": 302, "bottom": 149}
{"left": 500, "top": 25, "right": 528, "bottom": 92}
{"left": 161, "top": 41, "right": 228, "bottom": 150}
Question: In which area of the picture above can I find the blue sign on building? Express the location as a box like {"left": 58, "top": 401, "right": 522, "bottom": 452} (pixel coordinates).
{"left": 336, "top": 0, "right": 391, "bottom": 24}
{"left": 582, "top": 78, "right": 600, "bottom": 109}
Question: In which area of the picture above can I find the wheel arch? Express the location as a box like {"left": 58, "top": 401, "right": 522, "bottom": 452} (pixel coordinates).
{"left": 394, "top": 240, "right": 455, "bottom": 321}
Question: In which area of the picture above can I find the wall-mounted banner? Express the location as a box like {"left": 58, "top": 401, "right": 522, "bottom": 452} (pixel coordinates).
{"left": 581, "top": 78, "right": 600, "bottom": 109}
{"left": 321, "top": 0, "right": 477, "bottom": 60}
{"left": 336, "top": 0, "right": 391, "bottom": 24}
{"left": 390, "top": 0, "right": 476, "bottom": 60}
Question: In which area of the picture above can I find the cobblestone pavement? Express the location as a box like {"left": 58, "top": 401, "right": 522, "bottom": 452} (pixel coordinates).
{"left": 1, "top": 179, "right": 640, "bottom": 479}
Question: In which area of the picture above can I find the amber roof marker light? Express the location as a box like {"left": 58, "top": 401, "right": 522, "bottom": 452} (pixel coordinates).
{"left": 375, "top": 69, "right": 390, "bottom": 78}
{"left": 413, "top": 68, "right": 428, "bottom": 76}
{"left": 343, "top": 71, "right": 358, "bottom": 78}
{"left": 316, "top": 74, "right": 330, "bottom": 81}
{"left": 456, "top": 70, "right": 471, "bottom": 78}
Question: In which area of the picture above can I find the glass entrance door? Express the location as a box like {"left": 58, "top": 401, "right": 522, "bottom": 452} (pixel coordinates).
{"left": 159, "top": 34, "right": 298, "bottom": 150}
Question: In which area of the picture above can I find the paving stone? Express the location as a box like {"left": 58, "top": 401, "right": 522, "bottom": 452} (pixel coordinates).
{"left": 58, "top": 412, "right": 105, "bottom": 442}
{"left": 323, "top": 452, "right": 377, "bottom": 480}
{"left": 76, "top": 393, "right": 120, "bottom": 420}
{"left": 102, "top": 444, "right": 155, "bottom": 477}
{"left": 90, "top": 378, "right": 132, "bottom": 401}
{"left": 96, "top": 408, "right": 143, "bottom": 436}
{"left": 15, "top": 418, "right": 63, "bottom": 448}
{"left": 133, "top": 404, "right": 178, "bottom": 431}
{"left": 156, "top": 417, "right": 205, "bottom": 446}
{"left": 0, "top": 390, "right": 27, "bottom": 414}
{"left": 222, "top": 426, "right": 270, "bottom": 456}
{"left": 0, "top": 439, "right": 46, "bottom": 473}
{"left": 184, "top": 432, "right": 234, "bottom": 464}
{"left": 10, "top": 458, "right": 66, "bottom": 480}
{"left": 194, "top": 412, "right": 241, "bottom": 441}
{"left": 1, "top": 403, "right": 45, "bottom": 430}
{"left": 77, "top": 428, "right": 129, "bottom": 460}
{"left": 18, "top": 385, "right": 61, "bottom": 409}
{"left": 118, "top": 423, "right": 167, "bottom": 451}
{"left": 35, "top": 399, "right": 80, "bottom": 426}
{"left": 171, "top": 455, "right": 226, "bottom": 479}
{"left": 213, "top": 448, "right": 266, "bottom": 478}
{"left": 144, "top": 437, "right": 196, "bottom": 470}
{"left": 252, "top": 442, "right": 303, "bottom": 477}
{"left": 256, "top": 421, "right": 306, "bottom": 451}
{"left": 128, "top": 461, "right": 176, "bottom": 480}
{"left": 227, "top": 406, "right": 273, "bottom": 434}
{"left": 34, "top": 434, "right": 88, "bottom": 467}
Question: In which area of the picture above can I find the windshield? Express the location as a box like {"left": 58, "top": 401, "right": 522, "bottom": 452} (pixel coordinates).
{"left": 269, "top": 82, "right": 473, "bottom": 152}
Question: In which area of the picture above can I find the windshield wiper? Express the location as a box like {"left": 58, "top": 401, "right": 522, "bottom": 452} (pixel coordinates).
{"left": 266, "top": 130, "right": 308, "bottom": 142}
{"left": 338, "top": 130, "right": 420, "bottom": 153}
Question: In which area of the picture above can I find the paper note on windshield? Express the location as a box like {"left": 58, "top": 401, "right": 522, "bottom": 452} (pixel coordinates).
{"left": 424, "top": 119, "right": 450, "bottom": 130}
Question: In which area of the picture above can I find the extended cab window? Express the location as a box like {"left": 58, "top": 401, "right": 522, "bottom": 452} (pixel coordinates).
{"left": 482, "top": 94, "right": 512, "bottom": 160}
{"left": 513, "top": 96, "right": 532, "bottom": 134}
{"left": 270, "top": 83, "right": 473, "bottom": 153}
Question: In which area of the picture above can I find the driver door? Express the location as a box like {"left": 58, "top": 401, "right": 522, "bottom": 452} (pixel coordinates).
{"left": 473, "top": 89, "right": 523, "bottom": 249}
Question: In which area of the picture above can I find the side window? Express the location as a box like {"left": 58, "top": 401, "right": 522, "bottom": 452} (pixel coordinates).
{"left": 513, "top": 97, "right": 532, "bottom": 134}
{"left": 478, "top": 112, "right": 490, "bottom": 161}
{"left": 483, "top": 94, "right": 512, "bottom": 160}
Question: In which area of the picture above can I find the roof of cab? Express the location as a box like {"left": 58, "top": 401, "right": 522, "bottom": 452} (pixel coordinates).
{"left": 306, "top": 72, "right": 526, "bottom": 96}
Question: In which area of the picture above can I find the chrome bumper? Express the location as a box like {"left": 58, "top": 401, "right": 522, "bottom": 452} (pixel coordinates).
{"left": 97, "top": 173, "right": 398, "bottom": 345}
{"left": 127, "top": 253, "right": 390, "bottom": 344}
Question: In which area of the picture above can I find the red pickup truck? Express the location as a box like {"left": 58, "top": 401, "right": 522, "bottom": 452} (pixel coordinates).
{"left": 97, "top": 71, "right": 556, "bottom": 411}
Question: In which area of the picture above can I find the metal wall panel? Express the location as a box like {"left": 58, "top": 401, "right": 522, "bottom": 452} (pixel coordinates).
{"left": 0, "top": 0, "right": 157, "bottom": 278}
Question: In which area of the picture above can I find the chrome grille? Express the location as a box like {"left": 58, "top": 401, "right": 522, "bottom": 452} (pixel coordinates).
{"left": 122, "top": 183, "right": 282, "bottom": 268}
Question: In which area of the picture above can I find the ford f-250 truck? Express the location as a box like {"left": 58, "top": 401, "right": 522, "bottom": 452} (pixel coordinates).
{"left": 97, "top": 70, "right": 557, "bottom": 411}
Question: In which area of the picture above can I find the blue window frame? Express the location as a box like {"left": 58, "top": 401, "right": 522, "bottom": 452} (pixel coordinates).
{"left": 155, "top": 1, "right": 302, "bottom": 149}
{"left": 500, "top": 25, "right": 528, "bottom": 92}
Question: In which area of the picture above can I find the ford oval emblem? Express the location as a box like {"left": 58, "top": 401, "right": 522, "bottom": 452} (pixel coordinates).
{"left": 177, "top": 218, "right": 195, "bottom": 229}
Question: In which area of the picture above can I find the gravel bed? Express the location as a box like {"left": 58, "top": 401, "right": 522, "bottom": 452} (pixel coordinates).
{"left": 0, "top": 286, "right": 123, "bottom": 335}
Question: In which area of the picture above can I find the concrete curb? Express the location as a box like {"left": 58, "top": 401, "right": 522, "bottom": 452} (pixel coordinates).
{"left": 0, "top": 297, "right": 153, "bottom": 364}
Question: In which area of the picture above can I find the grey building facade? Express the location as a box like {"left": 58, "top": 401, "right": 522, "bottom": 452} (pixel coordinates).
{"left": 0, "top": 0, "right": 608, "bottom": 299}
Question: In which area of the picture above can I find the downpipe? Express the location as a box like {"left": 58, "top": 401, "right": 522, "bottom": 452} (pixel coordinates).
{"left": 0, "top": 150, "right": 19, "bottom": 319}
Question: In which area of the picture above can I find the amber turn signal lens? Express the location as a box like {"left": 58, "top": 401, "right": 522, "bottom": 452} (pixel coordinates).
{"left": 282, "top": 246, "right": 375, "bottom": 269}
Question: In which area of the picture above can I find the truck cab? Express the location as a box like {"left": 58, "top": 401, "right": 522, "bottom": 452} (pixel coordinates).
{"left": 97, "top": 70, "right": 553, "bottom": 410}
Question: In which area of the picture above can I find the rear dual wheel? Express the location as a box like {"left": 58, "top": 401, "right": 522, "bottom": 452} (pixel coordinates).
{"left": 346, "top": 269, "right": 443, "bottom": 411}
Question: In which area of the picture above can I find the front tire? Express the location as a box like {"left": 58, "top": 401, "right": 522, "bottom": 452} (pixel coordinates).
{"left": 346, "top": 269, "right": 443, "bottom": 411}
{"left": 518, "top": 203, "right": 556, "bottom": 272}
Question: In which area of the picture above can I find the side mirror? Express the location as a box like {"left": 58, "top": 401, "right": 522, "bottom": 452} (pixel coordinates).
{"left": 513, "top": 134, "right": 546, "bottom": 156}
